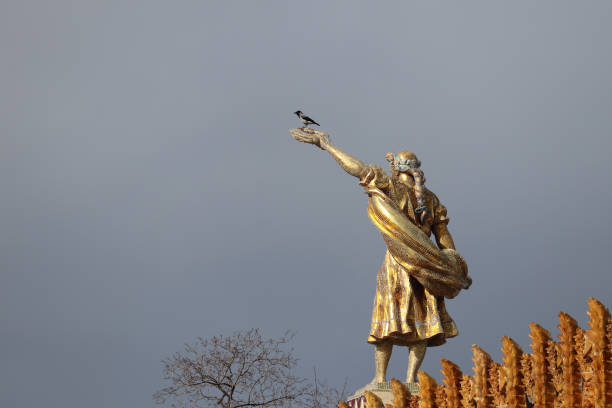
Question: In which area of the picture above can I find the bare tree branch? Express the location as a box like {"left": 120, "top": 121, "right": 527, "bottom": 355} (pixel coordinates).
{"left": 155, "top": 329, "right": 327, "bottom": 408}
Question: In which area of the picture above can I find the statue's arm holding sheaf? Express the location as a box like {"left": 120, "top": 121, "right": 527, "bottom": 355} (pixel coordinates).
{"left": 431, "top": 193, "right": 456, "bottom": 250}
{"left": 291, "top": 129, "right": 390, "bottom": 189}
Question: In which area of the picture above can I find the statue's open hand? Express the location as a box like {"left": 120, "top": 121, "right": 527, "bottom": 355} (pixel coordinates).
{"left": 290, "top": 128, "right": 330, "bottom": 150}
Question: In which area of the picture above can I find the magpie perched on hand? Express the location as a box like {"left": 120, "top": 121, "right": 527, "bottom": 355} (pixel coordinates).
{"left": 294, "top": 110, "right": 320, "bottom": 128}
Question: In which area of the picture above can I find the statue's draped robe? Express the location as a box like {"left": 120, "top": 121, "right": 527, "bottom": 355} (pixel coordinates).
{"left": 360, "top": 166, "right": 469, "bottom": 347}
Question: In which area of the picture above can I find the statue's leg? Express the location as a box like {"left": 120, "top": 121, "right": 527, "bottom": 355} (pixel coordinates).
{"left": 406, "top": 340, "right": 427, "bottom": 383}
{"left": 370, "top": 340, "right": 392, "bottom": 384}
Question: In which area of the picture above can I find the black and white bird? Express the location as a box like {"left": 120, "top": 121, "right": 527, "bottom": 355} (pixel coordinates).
{"left": 294, "top": 110, "right": 320, "bottom": 128}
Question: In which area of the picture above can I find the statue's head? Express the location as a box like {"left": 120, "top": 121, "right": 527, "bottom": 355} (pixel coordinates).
{"left": 385, "top": 150, "right": 423, "bottom": 183}
{"left": 385, "top": 150, "right": 429, "bottom": 223}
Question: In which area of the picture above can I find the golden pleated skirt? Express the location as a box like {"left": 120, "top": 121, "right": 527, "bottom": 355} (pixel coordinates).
{"left": 367, "top": 251, "right": 458, "bottom": 346}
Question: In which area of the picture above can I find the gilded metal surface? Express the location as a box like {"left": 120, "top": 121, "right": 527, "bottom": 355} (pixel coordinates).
{"left": 365, "top": 185, "right": 470, "bottom": 299}
{"left": 366, "top": 239, "right": 459, "bottom": 346}
{"left": 347, "top": 299, "right": 611, "bottom": 408}
{"left": 290, "top": 127, "right": 471, "bottom": 369}
{"left": 361, "top": 166, "right": 469, "bottom": 346}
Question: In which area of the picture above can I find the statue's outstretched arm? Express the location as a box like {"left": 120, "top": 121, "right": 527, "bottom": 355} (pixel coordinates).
{"left": 324, "top": 139, "right": 368, "bottom": 178}
{"left": 290, "top": 128, "right": 366, "bottom": 178}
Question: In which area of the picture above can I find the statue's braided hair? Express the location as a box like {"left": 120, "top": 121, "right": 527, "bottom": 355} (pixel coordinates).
{"left": 386, "top": 151, "right": 428, "bottom": 224}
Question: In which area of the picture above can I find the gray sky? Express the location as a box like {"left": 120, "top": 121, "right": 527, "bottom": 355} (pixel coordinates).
{"left": 2, "top": 1, "right": 612, "bottom": 407}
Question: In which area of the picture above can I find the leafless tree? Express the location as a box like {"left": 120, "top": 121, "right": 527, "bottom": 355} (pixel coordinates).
{"left": 154, "top": 329, "right": 327, "bottom": 408}
{"left": 305, "top": 368, "right": 348, "bottom": 408}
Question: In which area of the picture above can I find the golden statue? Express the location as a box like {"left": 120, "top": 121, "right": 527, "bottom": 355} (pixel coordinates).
{"left": 291, "top": 128, "right": 471, "bottom": 385}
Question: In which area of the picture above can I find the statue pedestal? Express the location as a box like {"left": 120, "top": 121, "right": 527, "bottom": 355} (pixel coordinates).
{"left": 346, "top": 382, "right": 420, "bottom": 408}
